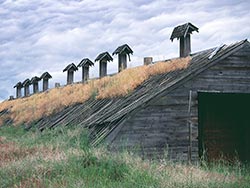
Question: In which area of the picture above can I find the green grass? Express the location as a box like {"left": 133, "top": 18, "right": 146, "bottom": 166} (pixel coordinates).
{"left": 0, "top": 125, "right": 249, "bottom": 188}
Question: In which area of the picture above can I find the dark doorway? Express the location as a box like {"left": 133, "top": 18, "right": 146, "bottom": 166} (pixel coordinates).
{"left": 198, "top": 92, "right": 250, "bottom": 163}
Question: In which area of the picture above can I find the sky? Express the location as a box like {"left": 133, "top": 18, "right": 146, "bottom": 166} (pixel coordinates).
{"left": 0, "top": 0, "right": 249, "bottom": 102}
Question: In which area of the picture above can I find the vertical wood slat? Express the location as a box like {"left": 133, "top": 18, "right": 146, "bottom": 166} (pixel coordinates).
{"left": 188, "top": 90, "right": 192, "bottom": 163}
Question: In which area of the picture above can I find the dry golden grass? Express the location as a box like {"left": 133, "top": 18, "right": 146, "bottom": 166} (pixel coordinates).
{"left": 97, "top": 57, "right": 190, "bottom": 98}
{"left": 0, "top": 136, "right": 70, "bottom": 167}
{"left": 0, "top": 57, "right": 190, "bottom": 125}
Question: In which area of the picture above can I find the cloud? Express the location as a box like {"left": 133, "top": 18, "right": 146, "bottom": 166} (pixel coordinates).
{"left": 0, "top": 0, "right": 249, "bottom": 102}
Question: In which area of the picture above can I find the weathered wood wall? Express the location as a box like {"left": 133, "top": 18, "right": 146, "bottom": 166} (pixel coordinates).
{"left": 109, "top": 45, "right": 250, "bottom": 161}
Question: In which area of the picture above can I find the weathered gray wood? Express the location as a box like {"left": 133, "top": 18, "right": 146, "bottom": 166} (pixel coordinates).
{"left": 113, "top": 44, "right": 133, "bottom": 72}
{"left": 110, "top": 44, "right": 250, "bottom": 161}
{"left": 100, "top": 60, "right": 107, "bottom": 78}
{"left": 118, "top": 54, "right": 127, "bottom": 72}
{"left": 171, "top": 23, "right": 198, "bottom": 58}
{"left": 63, "top": 63, "right": 78, "bottom": 85}
{"left": 33, "top": 83, "right": 39, "bottom": 93}
{"left": 43, "top": 79, "right": 49, "bottom": 91}
{"left": 24, "top": 85, "right": 30, "bottom": 97}
{"left": 180, "top": 34, "right": 191, "bottom": 57}
{"left": 77, "top": 58, "right": 93, "bottom": 83}
{"left": 16, "top": 87, "right": 22, "bottom": 98}
{"left": 67, "top": 71, "right": 74, "bottom": 84}
{"left": 82, "top": 66, "right": 89, "bottom": 83}
{"left": 40, "top": 72, "right": 52, "bottom": 92}
{"left": 144, "top": 57, "right": 153, "bottom": 65}
{"left": 187, "top": 90, "right": 192, "bottom": 163}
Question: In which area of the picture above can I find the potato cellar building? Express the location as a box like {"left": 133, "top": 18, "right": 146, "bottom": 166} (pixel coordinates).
{"left": 24, "top": 38, "right": 249, "bottom": 163}
{"left": 1, "top": 23, "right": 250, "bottom": 163}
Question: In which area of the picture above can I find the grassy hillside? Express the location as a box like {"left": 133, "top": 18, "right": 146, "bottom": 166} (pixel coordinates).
{"left": 0, "top": 57, "right": 190, "bottom": 126}
{"left": 0, "top": 125, "right": 249, "bottom": 188}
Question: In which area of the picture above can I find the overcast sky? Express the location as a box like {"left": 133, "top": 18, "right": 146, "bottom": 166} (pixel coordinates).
{"left": 0, "top": 0, "right": 249, "bottom": 101}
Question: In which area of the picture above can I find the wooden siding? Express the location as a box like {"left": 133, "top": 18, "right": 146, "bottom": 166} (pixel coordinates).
{"left": 109, "top": 44, "right": 250, "bottom": 161}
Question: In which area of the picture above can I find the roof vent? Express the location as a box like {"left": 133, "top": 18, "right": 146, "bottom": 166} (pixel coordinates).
{"left": 30, "top": 76, "right": 41, "bottom": 94}
{"left": 170, "top": 22, "right": 199, "bottom": 57}
{"left": 40, "top": 72, "right": 52, "bottom": 91}
{"left": 22, "top": 79, "right": 31, "bottom": 97}
{"left": 14, "top": 82, "right": 23, "bottom": 98}
{"left": 77, "top": 58, "right": 94, "bottom": 83}
{"left": 112, "top": 44, "right": 133, "bottom": 72}
{"left": 63, "top": 63, "right": 78, "bottom": 85}
{"left": 95, "top": 52, "right": 113, "bottom": 78}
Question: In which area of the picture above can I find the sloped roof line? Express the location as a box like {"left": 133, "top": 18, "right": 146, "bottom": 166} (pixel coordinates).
{"left": 22, "top": 79, "right": 31, "bottom": 86}
{"left": 30, "top": 76, "right": 41, "bottom": 84}
{"left": 170, "top": 22, "right": 199, "bottom": 41}
{"left": 14, "top": 82, "right": 23, "bottom": 88}
{"left": 95, "top": 52, "right": 113, "bottom": 62}
{"left": 77, "top": 58, "right": 94, "bottom": 67}
{"left": 40, "top": 72, "right": 52, "bottom": 79}
{"left": 112, "top": 44, "right": 133, "bottom": 55}
{"left": 63, "top": 63, "right": 78, "bottom": 72}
